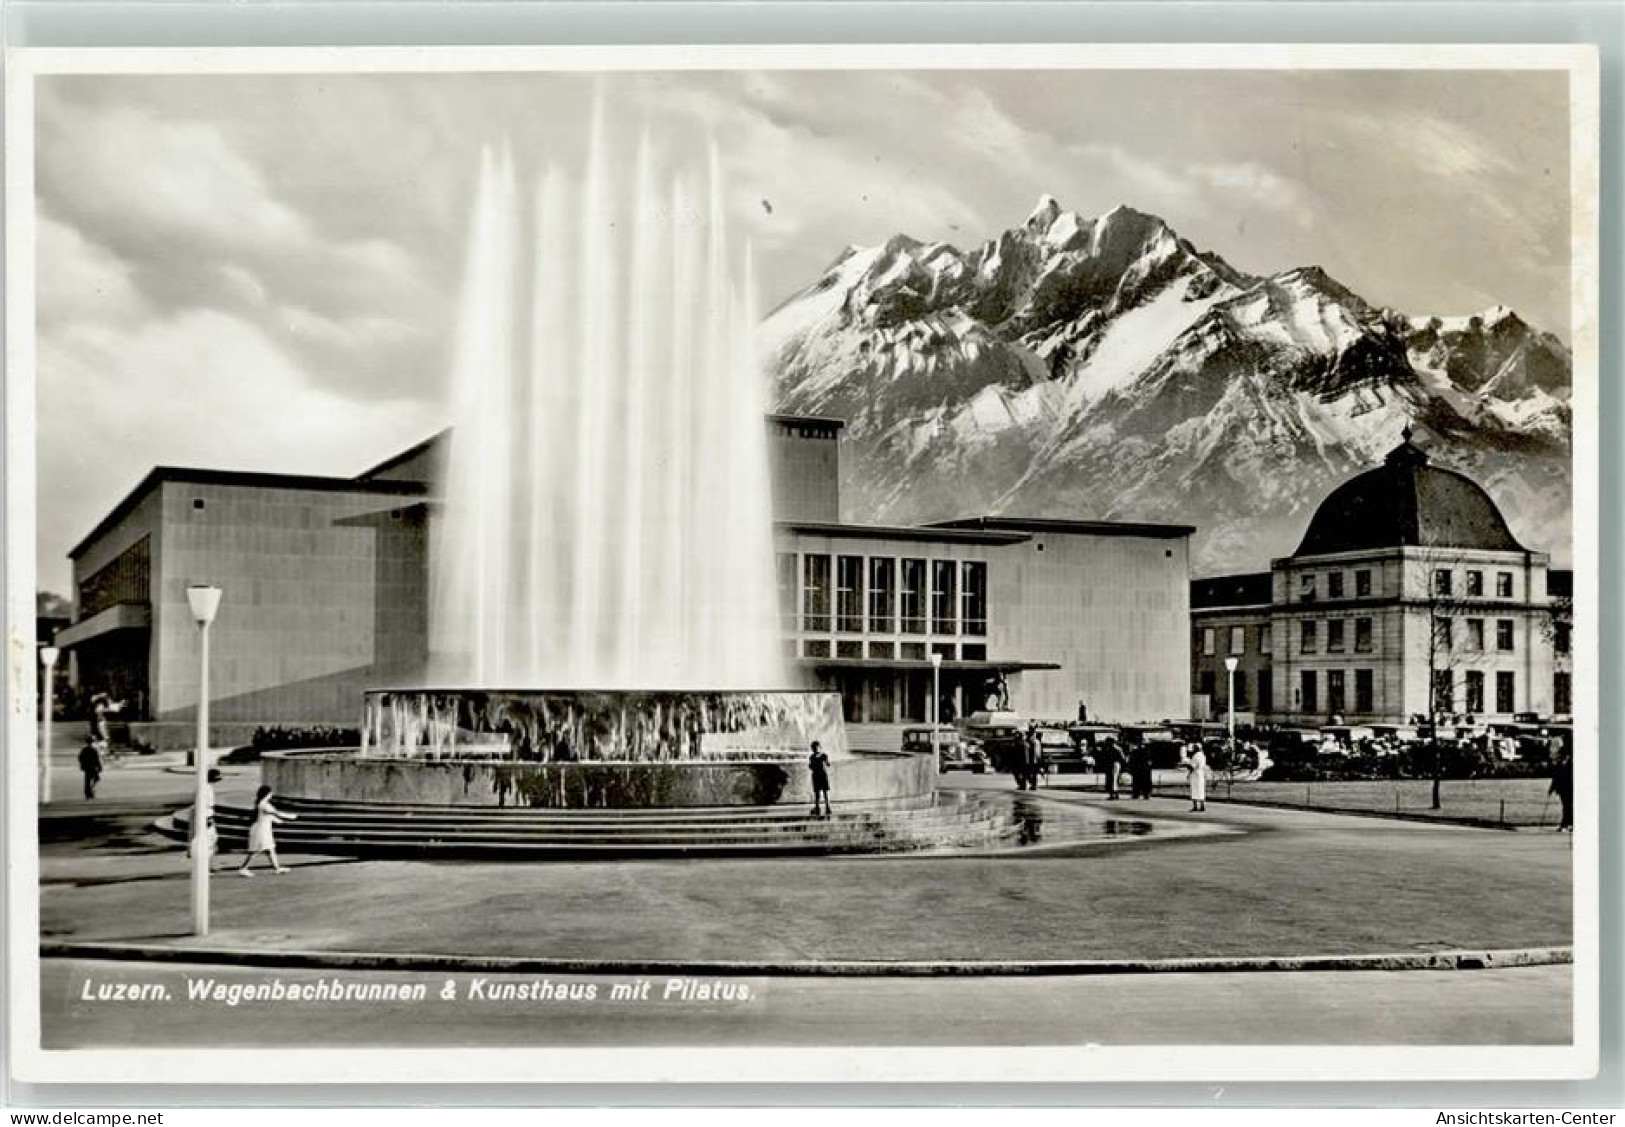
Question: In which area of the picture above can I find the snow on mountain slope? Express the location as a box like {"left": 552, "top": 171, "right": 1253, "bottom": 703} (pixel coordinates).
{"left": 765, "top": 198, "right": 1573, "bottom": 571}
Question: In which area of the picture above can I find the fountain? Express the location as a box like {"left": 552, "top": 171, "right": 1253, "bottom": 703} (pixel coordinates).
{"left": 252, "top": 111, "right": 951, "bottom": 830}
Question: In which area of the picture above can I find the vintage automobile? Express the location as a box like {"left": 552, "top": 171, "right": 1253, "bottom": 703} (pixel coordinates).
{"left": 1118, "top": 724, "right": 1183, "bottom": 769}
{"left": 956, "top": 710, "right": 1026, "bottom": 773}
{"left": 902, "top": 726, "right": 987, "bottom": 774}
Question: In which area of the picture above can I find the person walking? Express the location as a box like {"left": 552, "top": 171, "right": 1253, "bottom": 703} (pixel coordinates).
{"left": 77, "top": 740, "right": 103, "bottom": 799}
{"left": 1127, "top": 742, "right": 1153, "bottom": 799}
{"left": 1549, "top": 753, "right": 1573, "bottom": 833}
{"left": 238, "top": 784, "right": 298, "bottom": 875}
{"left": 1183, "top": 742, "right": 1208, "bottom": 812}
{"left": 1097, "top": 737, "right": 1123, "bottom": 800}
{"left": 808, "top": 740, "right": 832, "bottom": 818}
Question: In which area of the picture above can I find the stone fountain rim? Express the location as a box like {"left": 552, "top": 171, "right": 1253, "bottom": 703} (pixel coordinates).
{"left": 362, "top": 687, "right": 836, "bottom": 696}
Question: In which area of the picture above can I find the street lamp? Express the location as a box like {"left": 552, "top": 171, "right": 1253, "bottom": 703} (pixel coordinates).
{"left": 38, "top": 646, "right": 59, "bottom": 804}
{"left": 186, "top": 584, "right": 222, "bottom": 937}
{"left": 1223, "top": 656, "right": 1239, "bottom": 748}
{"left": 929, "top": 651, "right": 943, "bottom": 758}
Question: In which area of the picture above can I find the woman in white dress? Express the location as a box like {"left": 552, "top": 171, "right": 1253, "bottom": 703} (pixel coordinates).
{"left": 239, "top": 784, "right": 298, "bottom": 876}
{"left": 1183, "top": 743, "right": 1208, "bottom": 813}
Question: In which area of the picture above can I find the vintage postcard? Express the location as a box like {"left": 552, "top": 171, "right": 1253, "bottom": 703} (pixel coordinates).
{"left": 4, "top": 44, "right": 1600, "bottom": 1085}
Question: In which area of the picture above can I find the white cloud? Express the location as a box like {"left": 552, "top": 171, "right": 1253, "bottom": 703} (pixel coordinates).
{"left": 36, "top": 308, "right": 441, "bottom": 587}
{"left": 36, "top": 216, "right": 146, "bottom": 329}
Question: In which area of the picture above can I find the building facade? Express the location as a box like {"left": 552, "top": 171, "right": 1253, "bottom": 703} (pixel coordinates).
{"left": 1191, "top": 433, "right": 1570, "bottom": 726}
{"left": 57, "top": 416, "right": 1194, "bottom": 744}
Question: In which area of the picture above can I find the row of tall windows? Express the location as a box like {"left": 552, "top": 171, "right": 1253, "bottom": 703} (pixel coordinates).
{"left": 1298, "top": 668, "right": 1376, "bottom": 715}
{"left": 1431, "top": 617, "right": 1517, "bottom": 653}
{"left": 1298, "top": 617, "right": 1375, "bottom": 654}
{"left": 783, "top": 553, "right": 988, "bottom": 637}
{"left": 1299, "top": 568, "right": 1374, "bottom": 600}
{"left": 1433, "top": 669, "right": 1517, "bottom": 715}
{"left": 1433, "top": 568, "right": 1516, "bottom": 599}
{"left": 1198, "top": 623, "right": 1273, "bottom": 656}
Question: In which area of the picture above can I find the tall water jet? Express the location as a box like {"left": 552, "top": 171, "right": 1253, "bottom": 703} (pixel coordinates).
{"left": 429, "top": 120, "right": 787, "bottom": 693}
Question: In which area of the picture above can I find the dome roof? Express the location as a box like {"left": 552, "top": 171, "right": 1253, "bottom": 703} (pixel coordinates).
{"left": 1293, "top": 430, "right": 1527, "bottom": 557}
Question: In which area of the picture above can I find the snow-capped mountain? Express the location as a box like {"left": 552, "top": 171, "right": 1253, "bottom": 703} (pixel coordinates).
{"left": 763, "top": 198, "right": 1573, "bottom": 572}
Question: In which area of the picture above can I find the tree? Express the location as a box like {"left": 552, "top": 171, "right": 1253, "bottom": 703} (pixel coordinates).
{"left": 1413, "top": 550, "right": 1495, "bottom": 810}
{"left": 36, "top": 590, "right": 71, "bottom": 619}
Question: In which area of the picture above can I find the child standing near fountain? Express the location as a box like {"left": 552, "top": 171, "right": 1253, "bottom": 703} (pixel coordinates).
{"left": 239, "top": 784, "right": 298, "bottom": 876}
{"left": 808, "top": 741, "right": 832, "bottom": 818}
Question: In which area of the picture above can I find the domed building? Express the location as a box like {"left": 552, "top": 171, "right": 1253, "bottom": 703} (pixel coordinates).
{"left": 1191, "top": 430, "right": 1572, "bottom": 726}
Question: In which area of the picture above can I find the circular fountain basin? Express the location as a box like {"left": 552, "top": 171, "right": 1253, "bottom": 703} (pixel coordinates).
{"left": 263, "top": 687, "right": 923, "bottom": 809}
{"left": 262, "top": 746, "right": 934, "bottom": 809}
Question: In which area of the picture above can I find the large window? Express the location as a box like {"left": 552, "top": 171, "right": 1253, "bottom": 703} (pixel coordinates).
{"left": 1301, "top": 574, "right": 1316, "bottom": 600}
{"left": 1354, "top": 669, "right": 1374, "bottom": 713}
{"left": 1555, "top": 621, "right": 1571, "bottom": 655}
{"left": 1201, "top": 628, "right": 1215, "bottom": 656}
{"left": 1497, "top": 572, "right": 1514, "bottom": 599}
{"left": 1434, "top": 569, "right": 1453, "bottom": 596}
{"left": 801, "top": 555, "right": 831, "bottom": 633}
{"left": 1355, "top": 617, "right": 1373, "bottom": 653}
{"left": 1555, "top": 671, "right": 1572, "bottom": 715}
{"left": 1234, "top": 671, "right": 1249, "bottom": 709}
{"left": 1328, "top": 572, "right": 1344, "bottom": 599}
{"left": 836, "top": 555, "right": 864, "bottom": 633}
{"left": 1300, "top": 670, "right": 1318, "bottom": 714}
{"left": 776, "top": 553, "right": 798, "bottom": 631}
{"left": 1496, "top": 671, "right": 1516, "bottom": 713}
{"left": 1327, "top": 669, "right": 1347, "bottom": 715}
{"left": 1433, "top": 616, "right": 1452, "bottom": 652}
{"left": 900, "top": 559, "right": 927, "bottom": 634}
{"left": 1200, "top": 670, "right": 1216, "bottom": 698}
{"left": 1327, "top": 619, "right": 1346, "bottom": 653}
{"left": 931, "top": 559, "right": 958, "bottom": 635}
{"left": 1433, "top": 669, "right": 1454, "bottom": 714}
{"left": 1466, "top": 570, "right": 1484, "bottom": 597}
{"left": 1301, "top": 620, "right": 1317, "bottom": 654}
{"left": 78, "top": 535, "right": 152, "bottom": 618}
{"left": 1465, "top": 619, "right": 1484, "bottom": 651}
{"left": 1465, "top": 670, "right": 1485, "bottom": 714}
{"left": 1496, "top": 619, "right": 1515, "bottom": 652}
{"left": 1355, "top": 569, "right": 1372, "bottom": 597}
{"left": 1259, "top": 624, "right": 1272, "bottom": 654}
{"left": 1229, "top": 626, "right": 1246, "bottom": 655}
{"left": 961, "top": 561, "right": 987, "bottom": 637}
{"left": 867, "top": 558, "right": 895, "bottom": 634}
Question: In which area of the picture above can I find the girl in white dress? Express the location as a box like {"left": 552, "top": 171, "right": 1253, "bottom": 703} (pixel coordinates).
{"left": 239, "top": 784, "right": 298, "bottom": 876}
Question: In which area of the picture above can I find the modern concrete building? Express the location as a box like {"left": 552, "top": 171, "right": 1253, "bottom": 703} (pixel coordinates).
{"left": 1191, "top": 432, "right": 1571, "bottom": 726}
{"left": 58, "top": 415, "right": 1193, "bottom": 745}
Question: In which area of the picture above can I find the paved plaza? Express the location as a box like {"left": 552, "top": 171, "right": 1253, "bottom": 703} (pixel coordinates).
{"left": 32, "top": 739, "right": 1575, "bottom": 1047}
{"left": 38, "top": 749, "right": 1571, "bottom": 963}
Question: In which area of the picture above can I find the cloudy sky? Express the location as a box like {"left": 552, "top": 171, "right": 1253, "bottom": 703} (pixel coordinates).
{"left": 31, "top": 65, "right": 1571, "bottom": 592}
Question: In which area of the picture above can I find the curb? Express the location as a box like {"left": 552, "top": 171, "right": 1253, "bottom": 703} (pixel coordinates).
{"left": 40, "top": 941, "right": 1573, "bottom": 977}
{"left": 1048, "top": 786, "right": 1542, "bottom": 832}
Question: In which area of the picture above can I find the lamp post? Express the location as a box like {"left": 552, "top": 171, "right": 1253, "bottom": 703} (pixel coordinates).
{"left": 1224, "top": 656, "right": 1239, "bottom": 749}
{"left": 929, "top": 651, "right": 943, "bottom": 758}
{"left": 38, "top": 646, "right": 59, "bottom": 804}
{"left": 186, "top": 584, "right": 222, "bottom": 937}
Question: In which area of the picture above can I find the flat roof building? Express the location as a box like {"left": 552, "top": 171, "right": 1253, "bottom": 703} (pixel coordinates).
{"left": 58, "top": 417, "right": 1194, "bottom": 746}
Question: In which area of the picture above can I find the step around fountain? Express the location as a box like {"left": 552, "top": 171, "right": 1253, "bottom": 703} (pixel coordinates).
{"left": 155, "top": 792, "right": 1019, "bottom": 858}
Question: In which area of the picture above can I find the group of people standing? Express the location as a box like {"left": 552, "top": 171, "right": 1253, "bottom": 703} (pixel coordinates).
{"left": 1091, "top": 738, "right": 1156, "bottom": 801}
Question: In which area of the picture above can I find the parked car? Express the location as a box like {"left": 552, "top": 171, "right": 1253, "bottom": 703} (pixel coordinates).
{"left": 1119, "top": 724, "right": 1182, "bottom": 769}
{"left": 956, "top": 710, "right": 1026, "bottom": 772}
{"left": 902, "top": 726, "right": 987, "bottom": 774}
{"left": 1035, "top": 726, "right": 1088, "bottom": 773}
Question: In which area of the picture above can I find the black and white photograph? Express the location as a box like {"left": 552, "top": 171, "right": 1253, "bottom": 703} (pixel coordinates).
{"left": 4, "top": 44, "right": 1600, "bottom": 1085}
